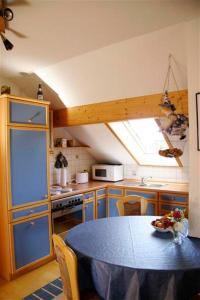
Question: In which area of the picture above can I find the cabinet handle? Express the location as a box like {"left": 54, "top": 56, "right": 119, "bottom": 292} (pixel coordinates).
{"left": 28, "top": 119, "right": 32, "bottom": 123}
{"left": 97, "top": 202, "right": 100, "bottom": 206}
{"left": 30, "top": 221, "right": 35, "bottom": 226}
{"left": 28, "top": 210, "right": 34, "bottom": 214}
{"left": 45, "top": 194, "right": 48, "bottom": 198}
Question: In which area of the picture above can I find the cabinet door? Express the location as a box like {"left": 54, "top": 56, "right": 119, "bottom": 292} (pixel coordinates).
{"left": 83, "top": 201, "right": 95, "bottom": 222}
{"left": 125, "top": 189, "right": 156, "bottom": 200}
{"left": 159, "top": 193, "right": 188, "bottom": 204}
{"left": 159, "top": 203, "right": 187, "bottom": 216}
{"left": 13, "top": 215, "right": 50, "bottom": 270}
{"left": 10, "top": 129, "right": 48, "bottom": 207}
{"left": 146, "top": 201, "right": 157, "bottom": 216}
{"left": 97, "top": 198, "right": 107, "bottom": 218}
{"left": 108, "top": 197, "right": 119, "bottom": 217}
{"left": 9, "top": 101, "right": 47, "bottom": 126}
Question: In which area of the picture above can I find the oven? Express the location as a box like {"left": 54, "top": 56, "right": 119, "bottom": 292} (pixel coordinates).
{"left": 51, "top": 194, "right": 83, "bottom": 238}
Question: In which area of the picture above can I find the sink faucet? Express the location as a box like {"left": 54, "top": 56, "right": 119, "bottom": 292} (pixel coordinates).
{"left": 140, "top": 176, "right": 152, "bottom": 186}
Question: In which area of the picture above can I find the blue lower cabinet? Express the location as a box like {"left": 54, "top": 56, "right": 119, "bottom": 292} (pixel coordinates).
{"left": 146, "top": 202, "right": 157, "bottom": 216}
{"left": 13, "top": 215, "right": 50, "bottom": 269}
{"left": 159, "top": 193, "right": 188, "bottom": 203}
{"left": 125, "top": 189, "right": 156, "bottom": 200}
{"left": 84, "top": 201, "right": 94, "bottom": 222}
{"left": 159, "top": 203, "right": 187, "bottom": 215}
{"left": 108, "top": 197, "right": 119, "bottom": 217}
{"left": 97, "top": 198, "right": 107, "bottom": 218}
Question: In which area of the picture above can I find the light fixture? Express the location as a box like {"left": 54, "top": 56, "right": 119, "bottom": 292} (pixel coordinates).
{"left": 3, "top": 8, "right": 14, "bottom": 21}
{"left": 0, "top": 33, "right": 14, "bottom": 50}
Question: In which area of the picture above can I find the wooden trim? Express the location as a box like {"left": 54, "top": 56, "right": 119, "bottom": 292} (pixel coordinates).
{"left": 11, "top": 255, "right": 54, "bottom": 280}
{"left": 105, "top": 123, "right": 140, "bottom": 165}
{"left": 155, "top": 119, "right": 183, "bottom": 167}
{"left": 53, "top": 90, "right": 188, "bottom": 127}
{"left": 0, "top": 94, "right": 50, "bottom": 105}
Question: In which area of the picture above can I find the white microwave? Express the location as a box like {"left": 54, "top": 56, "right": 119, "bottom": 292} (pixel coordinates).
{"left": 92, "top": 164, "right": 124, "bottom": 182}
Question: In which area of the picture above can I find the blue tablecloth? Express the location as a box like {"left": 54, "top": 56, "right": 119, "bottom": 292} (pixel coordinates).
{"left": 65, "top": 216, "right": 200, "bottom": 300}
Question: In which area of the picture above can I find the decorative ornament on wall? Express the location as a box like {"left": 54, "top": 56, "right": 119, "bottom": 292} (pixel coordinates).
{"left": 158, "top": 54, "right": 188, "bottom": 159}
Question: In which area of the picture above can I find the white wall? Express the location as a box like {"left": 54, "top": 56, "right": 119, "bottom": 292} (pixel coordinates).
{"left": 0, "top": 76, "right": 27, "bottom": 97}
{"left": 186, "top": 18, "right": 200, "bottom": 237}
{"left": 37, "top": 22, "right": 187, "bottom": 107}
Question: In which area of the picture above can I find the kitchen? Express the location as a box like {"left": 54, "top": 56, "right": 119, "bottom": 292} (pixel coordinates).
{"left": 0, "top": 1, "right": 199, "bottom": 300}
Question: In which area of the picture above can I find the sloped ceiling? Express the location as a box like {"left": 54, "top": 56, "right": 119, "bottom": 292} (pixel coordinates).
{"left": 1, "top": 0, "right": 199, "bottom": 107}
{"left": 66, "top": 124, "right": 137, "bottom": 165}
{"left": 0, "top": 1, "right": 194, "bottom": 165}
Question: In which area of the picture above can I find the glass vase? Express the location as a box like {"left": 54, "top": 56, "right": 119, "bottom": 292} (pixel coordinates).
{"left": 172, "top": 230, "right": 182, "bottom": 245}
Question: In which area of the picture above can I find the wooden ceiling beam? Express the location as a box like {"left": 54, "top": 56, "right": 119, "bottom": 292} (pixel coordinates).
{"left": 53, "top": 89, "right": 188, "bottom": 127}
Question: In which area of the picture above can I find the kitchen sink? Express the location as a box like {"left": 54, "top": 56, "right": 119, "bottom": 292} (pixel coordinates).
{"left": 119, "top": 181, "right": 166, "bottom": 188}
{"left": 146, "top": 183, "right": 166, "bottom": 188}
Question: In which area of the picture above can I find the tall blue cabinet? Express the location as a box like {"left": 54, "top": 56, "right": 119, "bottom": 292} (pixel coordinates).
{"left": 0, "top": 95, "right": 52, "bottom": 280}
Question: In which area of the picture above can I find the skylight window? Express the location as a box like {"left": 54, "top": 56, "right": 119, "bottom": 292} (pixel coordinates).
{"left": 108, "top": 118, "right": 179, "bottom": 167}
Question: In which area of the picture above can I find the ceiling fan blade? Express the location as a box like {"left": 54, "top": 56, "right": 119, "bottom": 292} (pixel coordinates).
{"left": 7, "top": 26, "right": 26, "bottom": 38}
{"left": 0, "top": 16, "right": 5, "bottom": 32}
{"left": 5, "top": 0, "right": 29, "bottom": 6}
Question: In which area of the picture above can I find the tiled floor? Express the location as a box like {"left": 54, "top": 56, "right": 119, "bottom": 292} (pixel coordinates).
{"left": 0, "top": 260, "right": 60, "bottom": 300}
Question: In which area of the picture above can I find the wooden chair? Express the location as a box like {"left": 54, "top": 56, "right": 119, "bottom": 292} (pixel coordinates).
{"left": 116, "top": 195, "right": 148, "bottom": 216}
{"left": 52, "top": 234, "right": 100, "bottom": 300}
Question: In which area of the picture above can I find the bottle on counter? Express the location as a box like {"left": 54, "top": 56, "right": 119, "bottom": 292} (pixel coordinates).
{"left": 37, "top": 83, "right": 44, "bottom": 100}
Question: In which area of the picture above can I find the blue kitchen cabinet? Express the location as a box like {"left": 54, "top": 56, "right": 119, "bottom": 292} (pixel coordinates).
{"left": 159, "top": 193, "right": 188, "bottom": 203}
{"left": 97, "top": 197, "right": 107, "bottom": 218}
{"left": 13, "top": 215, "right": 50, "bottom": 270}
{"left": 83, "top": 201, "right": 95, "bottom": 222}
{"left": 9, "top": 101, "right": 47, "bottom": 126}
{"left": 125, "top": 189, "right": 156, "bottom": 200}
{"left": 146, "top": 201, "right": 157, "bottom": 215}
{"left": 12, "top": 204, "right": 49, "bottom": 221}
{"left": 108, "top": 197, "right": 119, "bottom": 217}
{"left": 159, "top": 203, "right": 187, "bottom": 216}
{"left": 10, "top": 129, "right": 48, "bottom": 207}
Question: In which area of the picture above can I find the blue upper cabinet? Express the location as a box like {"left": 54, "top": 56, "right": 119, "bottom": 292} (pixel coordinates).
{"left": 9, "top": 101, "right": 47, "bottom": 126}
{"left": 10, "top": 129, "right": 48, "bottom": 207}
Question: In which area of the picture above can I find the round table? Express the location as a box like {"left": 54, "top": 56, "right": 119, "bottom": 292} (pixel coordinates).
{"left": 65, "top": 216, "right": 200, "bottom": 300}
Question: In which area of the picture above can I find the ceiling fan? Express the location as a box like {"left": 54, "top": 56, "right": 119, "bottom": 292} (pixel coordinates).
{"left": 0, "top": 0, "right": 27, "bottom": 50}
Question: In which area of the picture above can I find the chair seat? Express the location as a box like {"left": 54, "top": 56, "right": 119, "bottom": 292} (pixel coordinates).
{"left": 81, "top": 289, "right": 101, "bottom": 300}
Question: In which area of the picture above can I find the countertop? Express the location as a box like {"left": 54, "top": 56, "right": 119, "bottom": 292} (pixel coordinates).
{"left": 50, "top": 180, "right": 188, "bottom": 200}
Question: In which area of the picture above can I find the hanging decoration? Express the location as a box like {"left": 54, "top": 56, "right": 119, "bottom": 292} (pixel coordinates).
{"left": 158, "top": 54, "right": 189, "bottom": 158}
{"left": 159, "top": 54, "right": 189, "bottom": 141}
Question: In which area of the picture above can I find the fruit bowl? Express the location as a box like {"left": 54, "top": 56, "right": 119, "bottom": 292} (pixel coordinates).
{"left": 151, "top": 217, "right": 173, "bottom": 233}
{"left": 152, "top": 225, "right": 171, "bottom": 232}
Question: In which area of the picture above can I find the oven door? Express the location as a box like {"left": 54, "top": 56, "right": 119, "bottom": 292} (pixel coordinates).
{"left": 52, "top": 204, "right": 83, "bottom": 238}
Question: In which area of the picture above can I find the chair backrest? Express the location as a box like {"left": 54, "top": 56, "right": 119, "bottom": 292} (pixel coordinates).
{"left": 116, "top": 195, "right": 148, "bottom": 216}
{"left": 52, "top": 234, "right": 80, "bottom": 300}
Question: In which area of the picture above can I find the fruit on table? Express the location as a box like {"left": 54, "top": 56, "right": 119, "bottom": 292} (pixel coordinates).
{"left": 151, "top": 217, "right": 174, "bottom": 229}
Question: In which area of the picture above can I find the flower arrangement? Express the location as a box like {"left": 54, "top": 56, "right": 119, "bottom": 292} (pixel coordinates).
{"left": 167, "top": 208, "right": 188, "bottom": 244}
{"left": 151, "top": 208, "right": 188, "bottom": 244}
